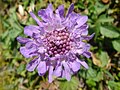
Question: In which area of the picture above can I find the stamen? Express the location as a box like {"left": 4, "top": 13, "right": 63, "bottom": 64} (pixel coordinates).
{"left": 46, "top": 29, "right": 71, "bottom": 57}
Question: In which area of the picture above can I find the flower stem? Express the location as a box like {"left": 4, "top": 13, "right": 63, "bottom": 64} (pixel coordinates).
{"left": 42, "top": 76, "right": 46, "bottom": 82}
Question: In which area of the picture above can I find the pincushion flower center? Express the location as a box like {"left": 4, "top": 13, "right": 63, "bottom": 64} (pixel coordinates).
{"left": 46, "top": 29, "right": 71, "bottom": 57}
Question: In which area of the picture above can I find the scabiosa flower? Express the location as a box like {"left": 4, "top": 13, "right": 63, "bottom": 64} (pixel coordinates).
{"left": 17, "top": 3, "right": 94, "bottom": 83}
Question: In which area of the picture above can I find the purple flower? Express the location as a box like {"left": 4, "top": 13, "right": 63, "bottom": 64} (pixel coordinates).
{"left": 17, "top": 3, "right": 94, "bottom": 83}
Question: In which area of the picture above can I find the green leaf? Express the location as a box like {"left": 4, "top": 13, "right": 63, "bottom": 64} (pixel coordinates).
{"left": 95, "top": 2, "right": 109, "bottom": 15}
{"left": 99, "top": 51, "right": 109, "bottom": 67}
{"left": 112, "top": 40, "right": 120, "bottom": 52}
{"left": 118, "top": 72, "right": 120, "bottom": 78}
{"left": 86, "top": 68, "right": 103, "bottom": 82}
{"left": 104, "top": 70, "right": 114, "bottom": 80}
{"left": 86, "top": 79, "right": 96, "bottom": 87}
{"left": 97, "top": 15, "right": 114, "bottom": 23}
{"left": 108, "top": 81, "right": 120, "bottom": 90}
{"left": 78, "top": 69, "right": 86, "bottom": 79}
{"left": 9, "top": 29, "right": 21, "bottom": 40}
{"left": 1, "top": 30, "right": 9, "bottom": 39}
{"left": 59, "top": 77, "right": 79, "bottom": 90}
{"left": 94, "top": 23, "right": 100, "bottom": 40}
{"left": 76, "top": 1, "right": 85, "bottom": 9}
{"left": 100, "top": 26, "right": 119, "bottom": 38}
{"left": 94, "top": 71, "right": 103, "bottom": 82}
{"left": 86, "top": 67, "right": 97, "bottom": 79}
{"left": 17, "top": 64, "right": 25, "bottom": 75}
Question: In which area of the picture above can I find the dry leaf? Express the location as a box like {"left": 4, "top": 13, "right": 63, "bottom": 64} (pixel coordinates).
{"left": 91, "top": 53, "right": 102, "bottom": 67}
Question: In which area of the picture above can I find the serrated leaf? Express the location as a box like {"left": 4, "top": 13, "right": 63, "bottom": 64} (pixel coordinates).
{"left": 59, "top": 77, "right": 79, "bottom": 90}
{"left": 112, "top": 40, "right": 120, "bottom": 52}
{"left": 100, "top": 26, "right": 119, "bottom": 38}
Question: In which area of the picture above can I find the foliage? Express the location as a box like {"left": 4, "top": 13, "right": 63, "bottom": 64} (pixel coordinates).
{"left": 0, "top": 0, "right": 120, "bottom": 90}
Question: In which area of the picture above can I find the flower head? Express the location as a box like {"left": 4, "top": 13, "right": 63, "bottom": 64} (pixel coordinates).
{"left": 17, "top": 3, "right": 94, "bottom": 82}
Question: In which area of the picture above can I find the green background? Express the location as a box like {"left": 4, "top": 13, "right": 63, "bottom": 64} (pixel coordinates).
{"left": 0, "top": 0, "right": 120, "bottom": 90}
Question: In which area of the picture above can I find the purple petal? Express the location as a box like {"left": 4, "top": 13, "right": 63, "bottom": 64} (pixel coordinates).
{"left": 83, "top": 52, "right": 91, "bottom": 58}
{"left": 75, "top": 43, "right": 90, "bottom": 54}
{"left": 84, "top": 44, "right": 90, "bottom": 51}
{"left": 53, "top": 65, "right": 62, "bottom": 77}
{"left": 57, "top": 5, "right": 64, "bottom": 18}
{"left": 72, "top": 48, "right": 84, "bottom": 55}
{"left": 66, "top": 3, "right": 74, "bottom": 17}
{"left": 43, "top": 23, "right": 54, "bottom": 32}
{"left": 69, "top": 61, "right": 80, "bottom": 72}
{"left": 30, "top": 12, "right": 42, "bottom": 26}
{"left": 24, "top": 25, "right": 40, "bottom": 37}
{"left": 73, "top": 43, "right": 90, "bottom": 55}
{"left": 64, "top": 13, "right": 78, "bottom": 32}
{"left": 82, "top": 33, "right": 95, "bottom": 41}
{"left": 62, "top": 70, "right": 65, "bottom": 78}
{"left": 38, "top": 9, "right": 48, "bottom": 22}
{"left": 38, "top": 47, "right": 46, "bottom": 54}
{"left": 75, "top": 44, "right": 90, "bottom": 55}
{"left": 76, "top": 59, "right": 89, "bottom": 69}
{"left": 26, "top": 58, "right": 40, "bottom": 71}
{"left": 48, "top": 66, "right": 54, "bottom": 83}
{"left": 25, "top": 42, "right": 35, "bottom": 49}
{"left": 32, "top": 28, "right": 45, "bottom": 38}
{"left": 69, "top": 12, "right": 79, "bottom": 23}
{"left": 73, "top": 24, "right": 88, "bottom": 37}
{"left": 39, "top": 27, "right": 45, "bottom": 35}
{"left": 36, "top": 38, "right": 44, "bottom": 46}
{"left": 81, "top": 29, "right": 88, "bottom": 36}
{"left": 74, "top": 41, "right": 84, "bottom": 48}
{"left": 37, "top": 61, "right": 47, "bottom": 75}
{"left": 46, "top": 3, "right": 53, "bottom": 18}
{"left": 38, "top": 4, "right": 53, "bottom": 22}
{"left": 63, "top": 62, "right": 71, "bottom": 81}
{"left": 17, "top": 36, "right": 31, "bottom": 44}
{"left": 76, "top": 16, "right": 88, "bottom": 28}
{"left": 68, "top": 52, "right": 75, "bottom": 58}
{"left": 20, "top": 46, "right": 37, "bottom": 58}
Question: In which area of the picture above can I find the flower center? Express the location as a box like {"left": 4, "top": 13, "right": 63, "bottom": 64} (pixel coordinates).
{"left": 45, "top": 30, "right": 71, "bottom": 57}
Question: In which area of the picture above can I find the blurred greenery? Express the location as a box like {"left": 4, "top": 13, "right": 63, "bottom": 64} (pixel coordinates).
{"left": 0, "top": 0, "right": 120, "bottom": 90}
